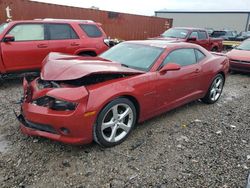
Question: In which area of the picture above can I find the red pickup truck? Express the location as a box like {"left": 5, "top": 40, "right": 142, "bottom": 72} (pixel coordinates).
{"left": 0, "top": 19, "right": 109, "bottom": 82}
{"left": 155, "top": 27, "right": 223, "bottom": 52}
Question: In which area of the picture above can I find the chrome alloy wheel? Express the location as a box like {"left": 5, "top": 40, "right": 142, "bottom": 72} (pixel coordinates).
{"left": 210, "top": 76, "right": 224, "bottom": 102}
{"left": 101, "top": 103, "right": 134, "bottom": 143}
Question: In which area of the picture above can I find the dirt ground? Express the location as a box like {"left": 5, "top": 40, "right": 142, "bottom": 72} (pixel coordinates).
{"left": 0, "top": 73, "right": 249, "bottom": 188}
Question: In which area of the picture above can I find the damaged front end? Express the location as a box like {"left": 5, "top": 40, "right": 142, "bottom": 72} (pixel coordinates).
{"left": 16, "top": 52, "right": 144, "bottom": 144}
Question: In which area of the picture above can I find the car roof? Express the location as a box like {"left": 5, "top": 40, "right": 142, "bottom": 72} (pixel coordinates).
{"left": 9, "top": 19, "right": 97, "bottom": 24}
{"left": 173, "top": 27, "right": 206, "bottom": 31}
{"left": 125, "top": 40, "right": 201, "bottom": 49}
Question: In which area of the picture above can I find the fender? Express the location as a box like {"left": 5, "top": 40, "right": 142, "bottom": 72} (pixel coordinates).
{"left": 0, "top": 43, "right": 7, "bottom": 74}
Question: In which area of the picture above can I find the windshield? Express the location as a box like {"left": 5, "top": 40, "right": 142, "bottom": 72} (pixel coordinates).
{"left": 161, "top": 28, "right": 189, "bottom": 39}
{"left": 0, "top": 23, "right": 9, "bottom": 34}
{"left": 235, "top": 40, "right": 250, "bottom": 51}
{"left": 99, "top": 43, "right": 164, "bottom": 71}
{"left": 211, "top": 31, "right": 226, "bottom": 38}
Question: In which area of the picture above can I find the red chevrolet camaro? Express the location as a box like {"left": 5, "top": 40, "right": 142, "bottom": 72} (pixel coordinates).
{"left": 17, "top": 40, "right": 229, "bottom": 147}
{"left": 227, "top": 39, "right": 250, "bottom": 73}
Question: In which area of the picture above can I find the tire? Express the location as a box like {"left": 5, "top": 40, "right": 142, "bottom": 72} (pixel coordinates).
{"left": 0, "top": 74, "right": 4, "bottom": 86}
{"left": 201, "top": 74, "right": 224, "bottom": 104}
{"left": 94, "top": 98, "right": 136, "bottom": 147}
{"left": 211, "top": 47, "right": 218, "bottom": 52}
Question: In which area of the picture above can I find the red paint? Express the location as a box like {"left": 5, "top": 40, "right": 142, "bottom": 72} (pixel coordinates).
{"left": 227, "top": 41, "right": 250, "bottom": 73}
{"left": 153, "top": 27, "right": 223, "bottom": 52}
{"left": 0, "top": 19, "right": 109, "bottom": 74}
{"left": 20, "top": 41, "right": 229, "bottom": 145}
{"left": 41, "top": 52, "right": 144, "bottom": 81}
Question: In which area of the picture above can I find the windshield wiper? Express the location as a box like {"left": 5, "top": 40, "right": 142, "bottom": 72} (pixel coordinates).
{"left": 235, "top": 47, "right": 243, "bottom": 50}
{"left": 121, "top": 63, "right": 129, "bottom": 68}
{"left": 165, "top": 36, "right": 177, "bottom": 38}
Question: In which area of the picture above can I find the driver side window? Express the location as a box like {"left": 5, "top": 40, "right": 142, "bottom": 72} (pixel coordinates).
{"left": 163, "top": 48, "right": 197, "bottom": 67}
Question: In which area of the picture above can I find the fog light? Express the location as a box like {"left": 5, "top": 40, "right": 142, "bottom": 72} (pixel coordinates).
{"left": 60, "top": 127, "right": 70, "bottom": 135}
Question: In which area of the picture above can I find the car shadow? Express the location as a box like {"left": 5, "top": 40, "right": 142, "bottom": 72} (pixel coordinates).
{"left": 0, "top": 78, "right": 23, "bottom": 89}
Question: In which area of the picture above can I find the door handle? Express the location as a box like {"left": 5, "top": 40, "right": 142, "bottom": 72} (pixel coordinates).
{"left": 37, "top": 44, "right": 48, "bottom": 48}
{"left": 70, "top": 42, "right": 80, "bottom": 46}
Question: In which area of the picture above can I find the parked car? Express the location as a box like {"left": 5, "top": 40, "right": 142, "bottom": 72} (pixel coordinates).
{"left": 210, "top": 30, "right": 237, "bottom": 40}
{"left": 0, "top": 19, "right": 109, "bottom": 81}
{"left": 227, "top": 39, "right": 250, "bottom": 73}
{"left": 155, "top": 27, "right": 223, "bottom": 52}
{"left": 234, "top": 31, "right": 250, "bottom": 41}
{"left": 16, "top": 40, "right": 229, "bottom": 147}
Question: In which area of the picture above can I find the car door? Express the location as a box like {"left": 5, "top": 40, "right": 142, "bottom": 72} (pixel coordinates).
{"left": 197, "top": 31, "right": 210, "bottom": 50}
{"left": 46, "top": 23, "right": 80, "bottom": 55}
{"left": 1, "top": 23, "right": 49, "bottom": 71}
{"left": 156, "top": 48, "right": 202, "bottom": 111}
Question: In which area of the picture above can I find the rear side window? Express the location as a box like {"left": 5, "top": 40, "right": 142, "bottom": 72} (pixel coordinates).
{"left": 195, "top": 49, "right": 206, "bottom": 62}
{"left": 47, "top": 24, "right": 78, "bottom": 40}
{"left": 80, "top": 24, "right": 102, "bottom": 38}
{"left": 198, "top": 31, "right": 208, "bottom": 40}
{"left": 189, "top": 31, "right": 199, "bottom": 38}
{"left": 8, "top": 24, "right": 44, "bottom": 41}
{"left": 163, "top": 48, "right": 197, "bottom": 67}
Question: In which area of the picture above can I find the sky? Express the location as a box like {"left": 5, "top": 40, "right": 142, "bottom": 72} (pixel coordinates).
{"left": 32, "top": 0, "right": 250, "bottom": 16}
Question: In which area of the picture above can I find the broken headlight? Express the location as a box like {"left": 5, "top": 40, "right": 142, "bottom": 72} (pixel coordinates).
{"left": 50, "top": 99, "right": 77, "bottom": 111}
{"left": 32, "top": 96, "right": 77, "bottom": 111}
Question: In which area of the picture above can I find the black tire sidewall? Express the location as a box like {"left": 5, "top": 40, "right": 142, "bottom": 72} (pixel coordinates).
{"left": 203, "top": 74, "right": 224, "bottom": 104}
{"left": 94, "top": 98, "right": 137, "bottom": 147}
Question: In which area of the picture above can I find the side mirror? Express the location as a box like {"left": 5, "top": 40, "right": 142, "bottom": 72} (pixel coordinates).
{"left": 188, "top": 36, "right": 197, "bottom": 41}
{"left": 3, "top": 35, "right": 15, "bottom": 42}
{"left": 159, "top": 63, "right": 181, "bottom": 75}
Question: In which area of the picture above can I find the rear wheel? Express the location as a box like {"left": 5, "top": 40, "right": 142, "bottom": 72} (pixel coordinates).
{"left": 94, "top": 98, "right": 136, "bottom": 147}
{"left": 202, "top": 74, "right": 224, "bottom": 104}
{"left": 0, "top": 74, "right": 4, "bottom": 86}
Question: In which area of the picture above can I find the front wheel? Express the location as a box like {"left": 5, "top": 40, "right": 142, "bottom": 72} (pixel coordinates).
{"left": 202, "top": 74, "right": 224, "bottom": 104}
{"left": 94, "top": 98, "right": 136, "bottom": 147}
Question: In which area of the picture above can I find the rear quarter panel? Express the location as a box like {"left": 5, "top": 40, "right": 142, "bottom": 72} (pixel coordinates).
{"left": 200, "top": 54, "right": 229, "bottom": 94}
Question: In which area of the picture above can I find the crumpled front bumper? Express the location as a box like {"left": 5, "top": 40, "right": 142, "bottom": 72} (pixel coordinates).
{"left": 16, "top": 77, "right": 96, "bottom": 145}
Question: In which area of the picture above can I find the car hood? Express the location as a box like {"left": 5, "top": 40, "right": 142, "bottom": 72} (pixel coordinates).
{"left": 41, "top": 53, "right": 145, "bottom": 81}
{"left": 227, "top": 49, "right": 250, "bottom": 61}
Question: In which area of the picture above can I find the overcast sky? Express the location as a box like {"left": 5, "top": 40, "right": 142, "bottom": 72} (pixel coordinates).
{"left": 32, "top": 0, "right": 250, "bottom": 16}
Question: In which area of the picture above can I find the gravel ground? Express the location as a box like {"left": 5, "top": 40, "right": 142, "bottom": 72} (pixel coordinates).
{"left": 0, "top": 73, "right": 249, "bottom": 188}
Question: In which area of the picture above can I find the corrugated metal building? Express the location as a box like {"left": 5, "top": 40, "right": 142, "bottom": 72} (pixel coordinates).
{"left": 155, "top": 10, "right": 250, "bottom": 32}
{"left": 0, "top": 0, "right": 173, "bottom": 40}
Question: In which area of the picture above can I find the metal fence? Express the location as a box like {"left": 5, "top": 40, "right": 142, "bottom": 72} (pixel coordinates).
{"left": 0, "top": 0, "right": 173, "bottom": 40}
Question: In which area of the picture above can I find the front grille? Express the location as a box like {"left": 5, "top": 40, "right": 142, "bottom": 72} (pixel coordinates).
{"left": 230, "top": 59, "right": 250, "bottom": 64}
{"left": 17, "top": 114, "right": 58, "bottom": 134}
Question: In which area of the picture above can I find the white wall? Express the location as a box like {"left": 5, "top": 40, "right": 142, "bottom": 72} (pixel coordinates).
{"left": 156, "top": 12, "right": 249, "bottom": 32}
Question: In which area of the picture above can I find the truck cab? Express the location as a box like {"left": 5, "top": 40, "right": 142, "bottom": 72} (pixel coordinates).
{"left": 157, "top": 27, "right": 223, "bottom": 52}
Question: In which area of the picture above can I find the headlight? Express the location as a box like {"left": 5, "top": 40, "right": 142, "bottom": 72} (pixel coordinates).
{"left": 50, "top": 99, "right": 77, "bottom": 111}
{"left": 32, "top": 96, "right": 77, "bottom": 111}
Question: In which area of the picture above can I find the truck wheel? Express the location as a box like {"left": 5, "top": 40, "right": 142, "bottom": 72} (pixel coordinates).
{"left": 211, "top": 47, "right": 218, "bottom": 52}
